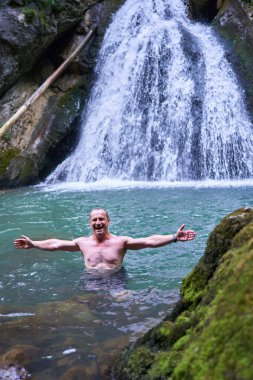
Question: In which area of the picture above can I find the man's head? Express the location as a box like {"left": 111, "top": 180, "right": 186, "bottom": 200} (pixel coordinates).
{"left": 89, "top": 208, "right": 110, "bottom": 240}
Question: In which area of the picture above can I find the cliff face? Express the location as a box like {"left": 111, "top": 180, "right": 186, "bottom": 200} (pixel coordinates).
{"left": 0, "top": 0, "right": 123, "bottom": 188}
{"left": 0, "top": 0, "right": 99, "bottom": 97}
{"left": 114, "top": 207, "right": 253, "bottom": 379}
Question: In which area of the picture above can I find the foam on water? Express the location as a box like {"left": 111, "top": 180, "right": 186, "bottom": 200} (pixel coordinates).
{"left": 39, "top": 178, "right": 253, "bottom": 192}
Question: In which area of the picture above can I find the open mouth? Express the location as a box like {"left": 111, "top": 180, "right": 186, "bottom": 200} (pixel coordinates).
{"left": 94, "top": 225, "right": 103, "bottom": 231}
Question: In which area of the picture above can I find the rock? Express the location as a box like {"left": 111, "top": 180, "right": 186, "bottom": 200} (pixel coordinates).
{"left": 0, "top": 0, "right": 101, "bottom": 97}
{"left": 113, "top": 208, "right": 253, "bottom": 379}
{"left": 178, "top": 207, "right": 253, "bottom": 311}
{"left": 188, "top": 0, "right": 219, "bottom": 22}
{"left": 60, "top": 364, "right": 98, "bottom": 380}
{"left": 92, "top": 335, "right": 130, "bottom": 379}
{"left": 1, "top": 344, "right": 41, "bottom": 366}
{"left": 31, "top": 368, "right": 56, "bottom": 380}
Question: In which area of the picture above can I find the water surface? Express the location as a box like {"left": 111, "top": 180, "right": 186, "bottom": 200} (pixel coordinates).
{"left": 0, "top": 184, "right": 252, "bottom": 378}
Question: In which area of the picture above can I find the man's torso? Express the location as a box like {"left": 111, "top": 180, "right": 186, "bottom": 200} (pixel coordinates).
{"left": 75, "top": 234, "right": 127, "bottom": 269}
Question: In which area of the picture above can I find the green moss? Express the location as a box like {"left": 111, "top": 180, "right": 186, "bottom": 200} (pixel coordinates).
{"left": 23, "top": 6, "right": 36, "bottom": 22}
{"left": 0, "top": 148, "right": 20, "bottom": 177}
{"left": 114, "top": 209, "right": 253, "bottom": 380}
{"left": 0, "top": 150, "right": 39, "bottom": 187}
{"left": 173, "top": 229, "right": 253, "bottom": 380}
{"left": 23, "top": 0, "right": 63, "bottom": 28}
{"left": 18, "top": 156, "right": 38, "bottom": 181}
{"left": 114, "top": 346, "right": 155, "bottom": 380}
{"left": 180, "top": 208, "right": 253, "bottom": 310}
{"left": 148, "top": 351, "right": 182, "bottom": 379}
{"left": 172, "top": 333, "right": 191, "bottom": 351}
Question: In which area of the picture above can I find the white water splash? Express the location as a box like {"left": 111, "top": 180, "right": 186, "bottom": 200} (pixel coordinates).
{"left": 46, "top": 0, "right": 253, "bottom": 184}
{"left": 39, "top": 178, "right": 253, "bottom": 193}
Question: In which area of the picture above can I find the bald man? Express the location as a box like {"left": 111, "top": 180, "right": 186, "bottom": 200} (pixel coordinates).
{"left": 14, "top": 208, "right": 196, "bottom": 270}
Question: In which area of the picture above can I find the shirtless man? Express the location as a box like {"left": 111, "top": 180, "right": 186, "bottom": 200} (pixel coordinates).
{"left": 14, "top": 208, "right": 196, "bottom": 270}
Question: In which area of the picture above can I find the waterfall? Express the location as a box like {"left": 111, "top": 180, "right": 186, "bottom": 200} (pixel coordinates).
{"left": 46, "top": 0, "right": 253, "bottom": 184}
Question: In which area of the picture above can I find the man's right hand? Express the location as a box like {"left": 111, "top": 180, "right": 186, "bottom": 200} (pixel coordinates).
{"left": 14, "top": 235, "right": 34, "bottom": 249}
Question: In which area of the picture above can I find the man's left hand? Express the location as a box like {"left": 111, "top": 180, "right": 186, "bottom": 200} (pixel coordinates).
{"left": 176, "top": 224, "right": 196, "bottom": 241}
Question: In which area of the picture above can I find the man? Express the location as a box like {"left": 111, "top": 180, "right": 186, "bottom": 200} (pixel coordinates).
{"left": 14, "top": 208, "right": 196, "bottom": 270}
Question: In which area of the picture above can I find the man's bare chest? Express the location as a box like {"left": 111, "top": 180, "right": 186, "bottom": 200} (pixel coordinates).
{"left": 78, "top": 238, "right": 125, "bottom": 268}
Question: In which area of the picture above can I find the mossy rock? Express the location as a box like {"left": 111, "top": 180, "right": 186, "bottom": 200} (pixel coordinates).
{"left": 0, "top": 149, "right": 39, "bottom": 187}
{"left": 180, "top": 207, "right": 253, "bottom": 310}
{"left": 114, "top": 208, "right": 253, "bottom": 379}
{"left": 173, "top": 224, "right": 253, "bottom": 379}
{"left": 0, "top": 148, "right": 20, "bottom": 177}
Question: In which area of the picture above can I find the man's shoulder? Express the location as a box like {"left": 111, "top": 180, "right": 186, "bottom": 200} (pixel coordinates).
{"left": 73, "top": 236, "right": 90, "bottom": 244}
{"left": 109, "top": 234, "right": 130, "bottom": 244}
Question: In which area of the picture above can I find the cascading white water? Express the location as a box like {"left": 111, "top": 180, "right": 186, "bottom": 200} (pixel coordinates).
{"left": 46, "top": 0, "right": 253, "bottom": 183}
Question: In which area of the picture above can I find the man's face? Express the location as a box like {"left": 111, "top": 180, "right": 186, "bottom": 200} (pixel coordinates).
{"left": 89, "top": 209, "right": 110, "bottom": 238}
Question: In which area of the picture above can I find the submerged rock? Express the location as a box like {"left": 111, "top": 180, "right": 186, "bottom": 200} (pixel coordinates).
{"left": 0, "top": 292, "right": 128, "bottom": 378}
{"left": 60, "top": 364, "right": 98, "bottom": 380}
{"left": 113, "top": 207, "right": 253, "bottom": 379}
{"left": 1, "top": 344, "right": 41, "bottom": 367}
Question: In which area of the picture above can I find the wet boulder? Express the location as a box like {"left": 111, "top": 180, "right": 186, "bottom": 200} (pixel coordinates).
{"left": 1, "top": 344, "right": 41, "bottom": 366}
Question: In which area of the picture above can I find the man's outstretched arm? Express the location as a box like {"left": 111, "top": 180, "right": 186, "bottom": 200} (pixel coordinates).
{"left": 14, "top": 235, "right": 80, "bottom": 252}
{"left": 125, "top": 224, "right": 196, "bottom": 250}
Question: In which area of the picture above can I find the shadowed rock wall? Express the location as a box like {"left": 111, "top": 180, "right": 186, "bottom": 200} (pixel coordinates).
{"left": 213, "top": 0, "right": 253, "bottom": 118}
